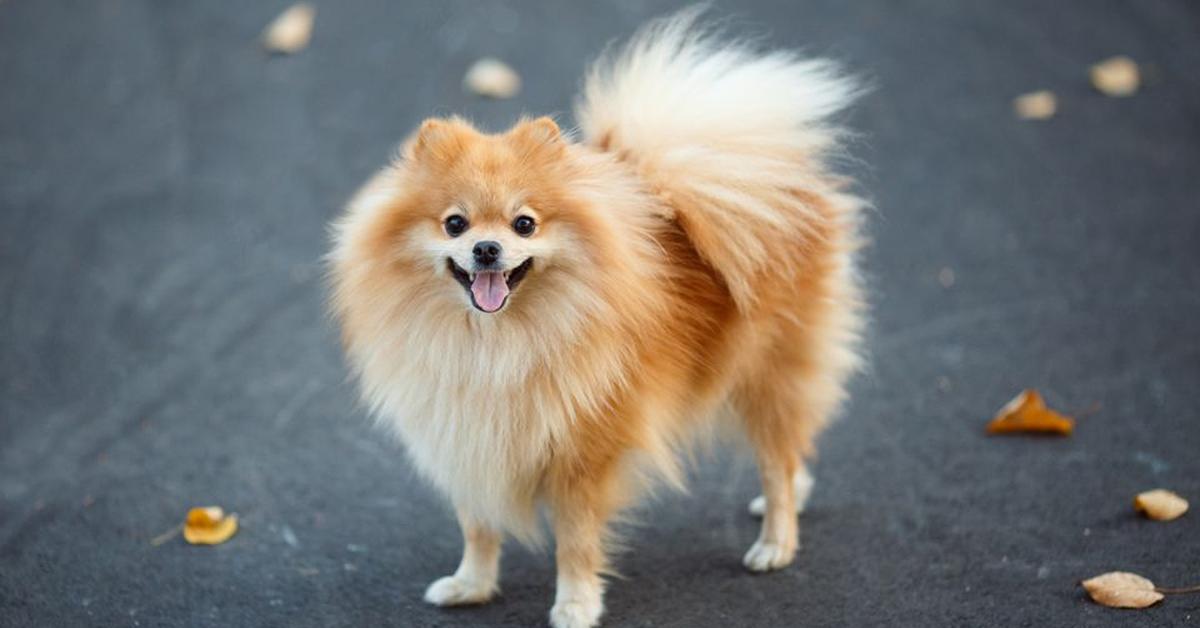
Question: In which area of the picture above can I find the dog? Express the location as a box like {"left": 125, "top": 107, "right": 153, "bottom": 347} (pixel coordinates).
{"left": 329, "top": 9, "right": 865, "bottom": 627}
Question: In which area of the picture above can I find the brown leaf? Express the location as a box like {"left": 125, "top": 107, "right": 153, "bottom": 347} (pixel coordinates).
{"left": 1134, "top": 489, "right": 1189, "bottom": 521}
{"left": 985, "top": 389, "right": 1074, "bottom": 435}
{"left": 1014, "top": 90, "right": 1057, "bottom": 120}
{"left": 1082, "top": 572, "right": 1164, "bottom": 608}
{"left": 1090, "top": 56, "right": 1139, "bottom": 97}
{"left": 262, "top": 3, "right": 315, "bottom": 54}
{"left": 183, "top": 506, "right": 239, "bottom": 545}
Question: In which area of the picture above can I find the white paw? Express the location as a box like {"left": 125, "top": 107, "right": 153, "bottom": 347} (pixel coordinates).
{"left": 742, "top": 538, "right": 797, "bottom": 572}
{"left": 549, "top": 599, "right": 603, "bottom": 628}
{"left": 423, "top": 575, "right": 495, "bottom": 606}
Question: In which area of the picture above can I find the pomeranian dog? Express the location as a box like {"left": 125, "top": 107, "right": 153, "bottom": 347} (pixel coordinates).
{"left": 329, "top": 9, "right": 864, "bottom": 628}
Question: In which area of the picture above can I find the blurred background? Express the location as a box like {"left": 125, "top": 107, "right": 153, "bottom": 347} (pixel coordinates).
{"left": 1, "top": 1, "right": 1197, "bottom": 626}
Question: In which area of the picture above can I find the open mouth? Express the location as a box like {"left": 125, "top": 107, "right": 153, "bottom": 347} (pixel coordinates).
{"left": 447, "top": 257, "right": 533, "bottom": 313}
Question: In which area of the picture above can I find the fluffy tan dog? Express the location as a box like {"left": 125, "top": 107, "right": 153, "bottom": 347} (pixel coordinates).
{"left": 330, "top": 10, "right": 864, "bottom": 627}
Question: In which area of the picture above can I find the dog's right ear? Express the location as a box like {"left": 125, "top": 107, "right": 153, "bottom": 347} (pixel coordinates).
{"left": 405, "top": 118, "right": 467, "bottom": 162}
{"left": 415, "top": 119, "right": 451, "bottom": 151}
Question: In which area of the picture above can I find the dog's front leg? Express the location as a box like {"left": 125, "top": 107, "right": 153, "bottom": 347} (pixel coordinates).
{"left": 423, "top": 511, "right": 502, "bottom": 606}
{"left": 546, "top": 471, "right": 618, "bottom": 628}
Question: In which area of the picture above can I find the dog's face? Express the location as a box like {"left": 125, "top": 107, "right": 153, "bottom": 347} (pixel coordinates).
{"left": 370, "top": 116, "right": 602, "bottom": 316}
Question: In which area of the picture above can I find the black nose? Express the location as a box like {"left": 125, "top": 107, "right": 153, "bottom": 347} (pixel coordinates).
{"left": 472, "top": 240, "right": 502, "bottom": 267}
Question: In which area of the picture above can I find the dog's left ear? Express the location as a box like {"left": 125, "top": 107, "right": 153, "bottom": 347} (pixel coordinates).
{"left": 512, "top": 116, "right": 564, "bottom": 151}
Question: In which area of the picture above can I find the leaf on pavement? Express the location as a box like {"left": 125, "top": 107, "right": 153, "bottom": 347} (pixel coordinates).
{"left": 1014, "top": 90, "right": 1057, "bottom": 120}
{"left": 463, "top": 58, "right": 521, "bottom": 99}
{"left": 1090, "top": 56, "right": 1139, "bottom": 97}
{"left": 985, "top": 389, "right": 1074, "bottom": 435}
{"left": 262, "top": 3, "right": 315, "bottom": 54}
{"left": 1134, "top": 489, "right": 1189, "bottom": 521}
{"left": 1082, "top": 572, "right": 1163, "bottom": 608}
{"left": 183, "top": 506, "right": 239, "bottom": 545}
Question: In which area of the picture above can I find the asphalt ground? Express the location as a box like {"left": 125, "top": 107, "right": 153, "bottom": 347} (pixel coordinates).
{"left": 2, "top": 1, "right": 1198, "bottom": 626}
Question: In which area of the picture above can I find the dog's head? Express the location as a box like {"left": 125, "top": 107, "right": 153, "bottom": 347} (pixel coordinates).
{"left": 336, "top": 116, "right": 644, "bottom": 322}
{"left": 417, "top": 118, "right": 565, "bottom": 313}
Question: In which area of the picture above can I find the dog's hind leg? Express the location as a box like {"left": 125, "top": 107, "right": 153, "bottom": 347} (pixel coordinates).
{"left": 734, "top": 363, "right": 843, "bottom": 572}
{"left": 741, "top": 441, "right": 801, "bottom": 572}
{"left": 747, "top": 464, "right": 814, "bottom": 517}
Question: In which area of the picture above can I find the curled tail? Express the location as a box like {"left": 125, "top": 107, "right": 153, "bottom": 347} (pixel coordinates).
{"left": 575, "top": 8, "right": 863, "bottom": 310}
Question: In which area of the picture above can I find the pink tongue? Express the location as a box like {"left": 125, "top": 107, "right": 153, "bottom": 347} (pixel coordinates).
{"left": 470, "top": 271, "right": 509, "bottom": 312}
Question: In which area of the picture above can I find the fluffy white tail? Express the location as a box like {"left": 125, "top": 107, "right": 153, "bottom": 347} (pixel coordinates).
{"left": 575, "top": 8, "right": 862, "bottom": 309}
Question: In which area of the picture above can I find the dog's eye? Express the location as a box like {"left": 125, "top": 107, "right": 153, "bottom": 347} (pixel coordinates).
{"left": 444, "top": 215, "right": 469, "bottom": 238}
{"left": 512, "top": 215, "right": 536, "bottom": 237}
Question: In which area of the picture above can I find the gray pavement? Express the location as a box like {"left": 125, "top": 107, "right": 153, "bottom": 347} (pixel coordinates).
{"left": 2, "top": 1, "right": 1198, "bottom": 626}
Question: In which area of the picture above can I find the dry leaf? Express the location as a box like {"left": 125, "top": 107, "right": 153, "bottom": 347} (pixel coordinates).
{"left": 262, "top": 3, "right": 315, "bottom": 54}
{"left": 1014, "top": 90, "right": 1057, "bottom": 120}
{"left": 1090, "top": 56, "right": 1139, "bottom": 97}
{"left": 1134, "top": 489, "right": 1189, "bottom": 521}
{"left": 463, "top": 58, "right": 521, "bottom": 99}
{"left": 986, "top": 389, "right": 1075, "bottom": 435}
{"left": 183, "top": 506, "right": 239, "bottom": 545}
{"left": 1082, "top": 572, "right": 1164, "bottom": 608}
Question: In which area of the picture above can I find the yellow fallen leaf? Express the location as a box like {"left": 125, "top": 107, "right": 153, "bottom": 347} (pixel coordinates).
{"left": 985, "top": 389, "right": 1074, "bottom": 435}
{"left": 1082, "top": 572, "right": 1163, "bottom": 608}
{"left": 262, "top": 3, "right": 315, "bottom": 54}
{"left": 1014, "top": 90, "right": 1057, "bottom": 120}
{"left": 183, "top": 506, "right": 239, "bottom": 545}
{"left": 1134, "top": 489, "right": 1189, "bottom": 521}
{"left": 463, "top": 58, "right": 521, "bottom": 99}
{"left": 1090, "top": 56, "right": 1139, "bottom": 97}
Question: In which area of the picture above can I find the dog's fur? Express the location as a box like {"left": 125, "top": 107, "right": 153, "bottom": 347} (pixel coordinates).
{"left": 329, "top": 11, "right": 864, "bottom": 628}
